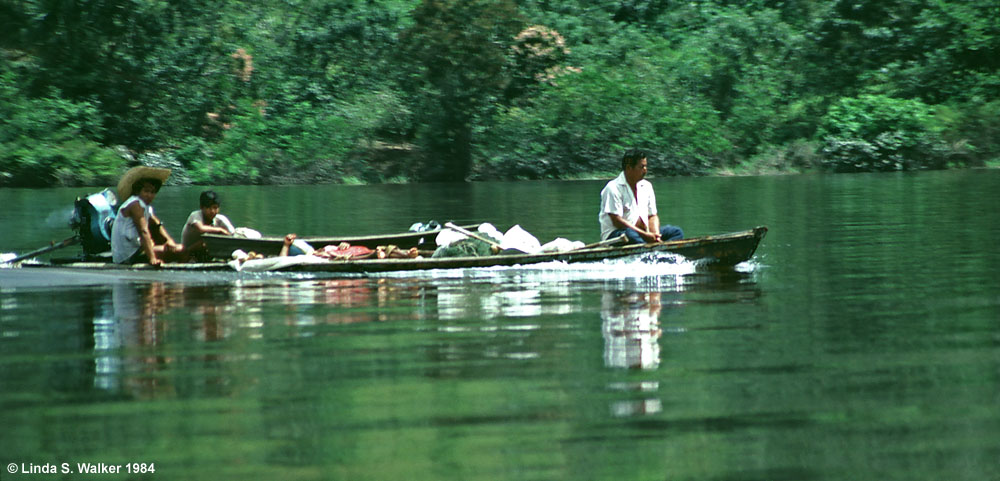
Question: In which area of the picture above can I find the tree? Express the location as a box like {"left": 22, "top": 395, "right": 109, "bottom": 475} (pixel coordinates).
{"left": 675, "top": 8, "right": 809, "bottom": 155}
{"left": 0, "top": 69, "right": 122, "bottom": 187}
{"left": 808, "top": 0, "right": 1000, "bottom": 103}
{"left": 505, "top": 25, "right": 576, "bottom": 103}
{"left": 892, "top": 0, "right": 1000, "bottom": 103}
{"left": 6, "top": 0, "right": 241, "bottom": 148}
{"left": 399, "top": 0, "right": 523, "bottom": 181}
{"left": 478, "top": 39, "right": 731, "bottom": 179}
{"left": 818, "top": 95, "right": 953, "bottom": 172}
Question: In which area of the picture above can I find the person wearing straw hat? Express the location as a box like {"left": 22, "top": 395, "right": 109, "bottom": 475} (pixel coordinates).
{"left": 111, "top": 166, "right": 182, "bottom": 265}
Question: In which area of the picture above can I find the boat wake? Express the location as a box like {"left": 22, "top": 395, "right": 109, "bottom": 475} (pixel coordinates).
{"left": 375, "top": 251, "right": 763, "bottom": 288}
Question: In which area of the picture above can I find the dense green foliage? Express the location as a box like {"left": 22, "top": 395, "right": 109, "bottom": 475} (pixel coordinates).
{"left": 0, "top": 70, "right": 124, "bottom": 186}
{"left": 819, "top": 95, "right": 950, "bottom": 172}
{"left": 1, "top": 0, "right": 998, "bottom": 185}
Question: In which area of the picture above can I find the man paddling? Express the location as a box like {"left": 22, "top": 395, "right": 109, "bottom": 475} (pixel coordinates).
{"left": 598, "top": 149, "right": 683, "bottom": 244}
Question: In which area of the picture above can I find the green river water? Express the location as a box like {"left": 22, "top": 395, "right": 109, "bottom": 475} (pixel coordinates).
{"left": 1, "top": 170, "right": 998, "bottom": 480}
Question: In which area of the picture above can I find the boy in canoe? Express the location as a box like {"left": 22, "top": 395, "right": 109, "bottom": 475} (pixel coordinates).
{"left": 182, "top": 190, "right": 236, "bottom": 260}
{"left": 598, "top": 149, "right": 684, "bottom": 244}
{"left": 111, "top": 166, "right": 183, "bottom": 265}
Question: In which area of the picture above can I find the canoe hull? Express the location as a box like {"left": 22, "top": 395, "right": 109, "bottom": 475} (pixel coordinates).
{"left": 279, "top": 226, "right": 768, "bottom": 272}
{"left": 39, "top": 226, "right": 767, "bottom": 273}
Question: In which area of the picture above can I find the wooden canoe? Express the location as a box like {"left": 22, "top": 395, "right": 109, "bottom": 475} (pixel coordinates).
{"left": 200, "top": 223, "right": 483, "bottom": 259}
{"left": 275, "top": 226, "right": 768, "bottom": 273}
{"left": 33, "top": 226, "right": 767, "bottom": 273}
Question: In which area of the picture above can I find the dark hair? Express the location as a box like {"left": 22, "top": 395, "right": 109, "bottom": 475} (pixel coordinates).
{"left": 131, "top": 178, "right": 163, "bottom": 196}
{"left": 621, "top": 149, "right": 647, "bottom": 171}
{"left": 200, "top": 190, "right": 221, "bottom": 208}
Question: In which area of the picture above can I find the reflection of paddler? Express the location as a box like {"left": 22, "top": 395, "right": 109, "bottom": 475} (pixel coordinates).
{"left": 601, "top": 291, "right": 662, "bottom": 370}
{"left": 109, "top": 281, "right": 178, "bottom": 398}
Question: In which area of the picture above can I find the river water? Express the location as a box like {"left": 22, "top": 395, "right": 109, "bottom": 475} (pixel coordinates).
{"left": 1, "top": 170, "right": 998, "bottom": 480}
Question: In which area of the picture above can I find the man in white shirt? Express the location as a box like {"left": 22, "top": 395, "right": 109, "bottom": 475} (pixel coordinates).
{"left": 598, "top": 149, "right": 683, "bottom": 243}
{"left": 181, "top": 190, "right": 235, "bottom": 259}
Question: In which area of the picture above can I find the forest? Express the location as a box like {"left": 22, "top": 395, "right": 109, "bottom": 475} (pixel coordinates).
{"left": 1, "top": 0, "right": 998, "bottom": 186}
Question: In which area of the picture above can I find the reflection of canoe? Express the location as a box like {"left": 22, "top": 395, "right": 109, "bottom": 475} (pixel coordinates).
{"left": 35, "top": 226, "right": 767, "bottom": 273}
{"left": 201, "top": 223, "right": 483, "bottom": 258}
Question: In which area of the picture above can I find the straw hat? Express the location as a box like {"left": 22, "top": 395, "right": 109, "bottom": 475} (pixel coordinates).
{"left": 117, "top": 166, "right": 171, "bottom": 201}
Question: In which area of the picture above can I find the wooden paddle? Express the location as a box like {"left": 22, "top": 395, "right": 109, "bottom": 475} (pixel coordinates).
{"left": 3, "top": 236, "right": 80, "bottom": 264}
{"left": 577, "top": 234, "right": 628, "bottom": 250}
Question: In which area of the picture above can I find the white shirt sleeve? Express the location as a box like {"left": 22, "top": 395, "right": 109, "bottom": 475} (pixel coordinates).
{"left": 601, "top": 184, "right": 623, "bottom": 216}
{"left": 214, "top": 214, "right": 236, "bottom": 234}
{"left": 646, "top": 183, "right": 658, "bottom": 217}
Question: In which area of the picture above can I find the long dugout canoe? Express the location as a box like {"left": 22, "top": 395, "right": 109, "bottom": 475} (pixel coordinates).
{"left": 274, "top": 226, "right": 769, "bottom": 273}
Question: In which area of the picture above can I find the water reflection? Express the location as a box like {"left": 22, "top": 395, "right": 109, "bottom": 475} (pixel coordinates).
{"left": 436, "top": 280, "right": 576, "bottom": 320}
{"left": 82, "top": 277, "right": 441, "bottom": 399}
{"left": 599, "top": 269, "right": 762, "bottom": 417}
{"left": 93, "top": 282, "right": 230, "bottom": 398}
{"left": 76, "top": 265, "right": 761, "bottom": 405}
{"left": 326, "top": 278, "right": 434, "bottom": 323}
{"left": 601, "top": 291, "right": 663, "bottom": 370}
{"left": 600, "top": 287, "right": 666, "bottom": 418}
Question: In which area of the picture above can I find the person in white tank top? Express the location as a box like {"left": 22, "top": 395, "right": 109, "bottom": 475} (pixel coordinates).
{"left": 111, "top": 168, "right": 182, "bottom": 265}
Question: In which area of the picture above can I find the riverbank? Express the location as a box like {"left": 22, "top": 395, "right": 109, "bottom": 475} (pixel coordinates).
{"left": 3, "top": 141, "right": 996, "bottom": 189}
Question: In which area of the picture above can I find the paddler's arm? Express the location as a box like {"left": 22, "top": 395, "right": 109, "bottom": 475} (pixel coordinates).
{"left": 127, "top": 203, "right": 161, "bottom": 266}
{"left": 192, "top": 221, "right": 232, "bottom": 236}
{"left": 149, "top": 214, "right": 181, "bottom": 253}
{"left": 607, "top": 213, "right": 658, "bottom": 243}
{"left": 647, "top": 214, "right": 663, "bottom": 243}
